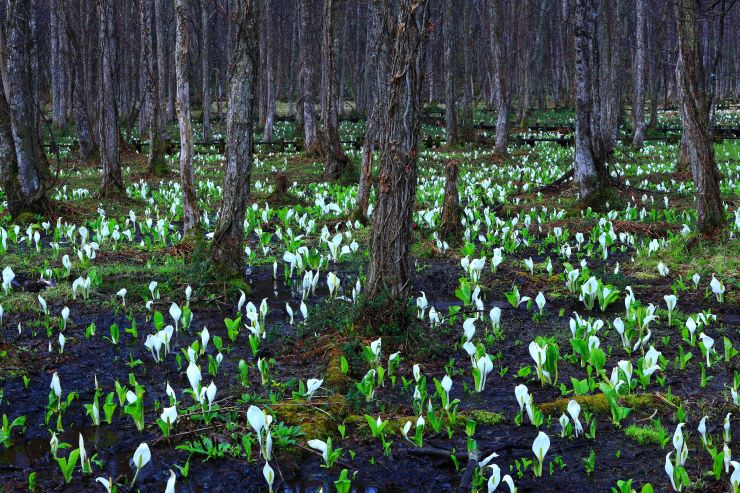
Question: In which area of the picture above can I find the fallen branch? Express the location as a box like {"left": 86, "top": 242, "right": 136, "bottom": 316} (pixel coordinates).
{"left": 457, "top": 449, "right": 480, "bottom": 493}
{"left": 404, "top": 447, "right": 469, "bottom": 461}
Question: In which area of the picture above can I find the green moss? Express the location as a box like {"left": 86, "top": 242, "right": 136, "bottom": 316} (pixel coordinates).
{"left": 324, "top": 351, "right": 349, "bottom": 390}
{"left": 539, "top": 393, "right": 679, "bottom": 417}
{"left": 271, "top": 395, "right": 348, "bottom": 439}
{"left": 463, "top": 409, "right": 506, "bottom": 426}
{"left": 13, "top": 212, "right": 38, "bottom": 225}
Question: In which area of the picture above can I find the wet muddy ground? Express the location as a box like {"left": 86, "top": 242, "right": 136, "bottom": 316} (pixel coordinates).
{"left": 0, "top": 252, "right": 738, "bottom": 492}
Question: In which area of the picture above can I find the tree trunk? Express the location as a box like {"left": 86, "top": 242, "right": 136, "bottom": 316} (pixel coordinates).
{"left": 298, "top": 0, "right": 320, "bottom": 154}
{"left": 365, "top": 0, "right": 430, "bottom": 306}
{"left": 175, "top": 0, "right": 202, "bottom": 238}
{"left": 338, "top": 2, "right": 349, "bottom": 114}
{"left": 263, "top": 0, "right": 276, "bottom": 142}
{"left": 50, "top": 2, "right": 69, "bottom": 128}
{"left": 97, "top": 0, "right": 124, "bottom": 196}
{"left": 597, "top": 0, "right": 623, "bottom": 157}
{"left": 460, "top": 0, "right": 474, "bottom": 136}
{"left": 674, "top": 0, "right": 725, "bottom": 233}
{"left": 155, "top": 0, "right": 169, "bottom": 135}
{"left": 440, "top": 160, "right": 462, "bottom": 239}
{"left": 61, "top": 0, "right": 97, "bottom": 159}
{"left": 288, "top": 9, "right": 297, "bottom": 116}
{"left": 142, "top": 0, "right": 168, "bottom": 175}
{"left": 490, "top": 0, "right": 508, "bottom": 154}
{"left": 353, "top": 0, "right": 383, "bottom": 222}
{"left": 631, "top": 0, "right": 646, "bottom": 148}
{"left": 210, "top": 0, "right": 259, "bottom": 278}
{"left": 574, "top": 0, "right": 610, "bottom": 206}
{"left": 443, "top": 0, "right": 458, "bottom": 146}
{"left": 320, "top": 0, "right": 349, "bottom": 181}
{"left": 201, "top": 0, "right": 212, "bottom": 142}
{"left": 0, "top": 0, "right": 49, "bottom": 216}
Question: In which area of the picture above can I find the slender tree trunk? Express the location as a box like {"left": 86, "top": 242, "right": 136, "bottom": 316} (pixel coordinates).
{"left": 210, "top": 0, "right": 259, "bottom": 277}
{"left": 201, "top": 0, "right": 212, "bottom": 142}
{"left": 288, "top": 8, "right": 297, "bottom": 116}
{"left": 598, "top": 0, "right": 623, "bottom": 157}
{"left": 490, "top": 0, "right": 508, "bottom": 154}
{"left": 50, "top": 3, "right": 69, "bottom": 128}
{"left": 263, "top": 0, "right": 276, "bottom": 142}
{"left": 365, "top": 0, "right": 430, "bottom": 305}
{"left": 1, "top": 0, "right": 49, "bottom": 216}
{"left": 299, "top": 0, "right": 320, "bottom": 154}
{"left": 443, "top": 0, "right": 458, "bottom": 146}
{"left": 674, "top": 0, "right": 725, "bottom": 233}
{"left": 353, "top": 0, "right": 383, "bottom": 222}
{"left": 631, "top": 0, "right": 646, "bottom": 148}
{"left": 320, "top": 0, "right": 349, "bottom": 181}
{"left": 460, "top": 0, "right": 473, "bottom": 136}
{"left": 574, "top": 0, "right": 610, "bottom": 205}
{"left": 142, "top": 0, "right": 168, "bottom": 175}
{"left": 175, "top": 0, "right": 202, "bottom": 238}
{"left": 440, "top": 160, "right": 462, "bottom": 239}
{"left": 97, "top": 0, "right": 124, "bottom": 195}
{"left": 61, "top": 0, "right": 97, "bottom": 159}
{"left": 155, "top": 0, "right": 169, "bottom": 135}
{"left": 338, "top": 2, "right": 349, "bottom": 114}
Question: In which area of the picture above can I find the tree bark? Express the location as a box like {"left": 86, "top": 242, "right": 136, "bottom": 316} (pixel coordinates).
{"left": 288, "top": 8, "right": 297, "bottom": 116}
{"left": 97, "top": 0, "right": 124, "bottom": 195}
{"left": 263, "top": 0, "right": 276, "bottom": 142}
{"left": 61, "top": 0, "right": 97, "bottom": 159}
{"left": 201, "top": 0, "right": 212, "bottom": 142}
{"left": 631, "top": 0, "right": 646, "bottom": 148}
{"left": 443, "top": 0, "right": 458, "bottom": 146}
{"left": 459, "top": 0, "right": 474, "bottom": 136}
{"left": 597, "top": 0, "right": 623, "bottom": 157}
{"left": 365, "top": 0, "right": 430, "bottom": 305}
{"left": 155, "top": 0, "right": 169, "bottom": 135}
{"left": 440, "top": 160, "right": 462, "bottom": 239}
{"left": 574, "top": 0, "right": 610, "bottom": 206}
{"left": 298, "top": 0, "right": 320, "bottom": 154}
{"left": 490, "top": 0, "right": 508, "bottom": 154}
{"left": 50, "top": 2, "right": 69, "bottom": 128}
{"left": 0, "top": 0, "right": 49, "bottom": 216}
{"left": 210, "top": 0, "right": 259, "bottom": 278}
{"left": 353, "top": 0, "right": 384, "bottom": 222}
{"left": 175, "top": 0, "right": 202, "bottom": 238}
{"left": 320, "top": 0, "right": 349, "bottom": 181}
{"left": 674, "top": 0, "right": 725, "bottom": 233}
{"left": 142, "top": 0, "right": 168, "bottom": 175}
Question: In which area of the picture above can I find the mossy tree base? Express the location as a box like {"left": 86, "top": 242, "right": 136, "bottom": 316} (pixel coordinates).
{"left": 353, "top": 291, "right": 416, "bottom": 337}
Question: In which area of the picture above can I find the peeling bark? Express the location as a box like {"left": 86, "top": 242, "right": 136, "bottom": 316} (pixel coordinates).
{"left": 320, "top": 0, "right": 349, "bottom": 181}
{"left": 574, "top": 0, "right": 610, "bottom": 205}
{"left": 142, "top": 0, "right": 168, "bottom": 175}
{"left": 175, "top": 0, "right": 202, "bottom": 237}
{"left": 674, "top": 0, "right": 725, "bottom": 233}
{"left": 97, "top": 0, "right": 124, "bottom": 195}
{"left": 1, "top": 0, "right": 49, "bottom": 215}
{"left": 210, "top": 0, "right": 259, "bottom": 277}
{"left": 365, "top": 0, "right": 431, "bottom": 303}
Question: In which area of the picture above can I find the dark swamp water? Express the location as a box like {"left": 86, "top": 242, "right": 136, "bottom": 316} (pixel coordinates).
{"left": 0, "top": 257, "right": 737, "bottom": 492}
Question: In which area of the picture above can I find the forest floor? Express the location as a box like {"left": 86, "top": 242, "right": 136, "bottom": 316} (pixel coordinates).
{"left": 0, "top": 110, "right": 739, "bottom": 492}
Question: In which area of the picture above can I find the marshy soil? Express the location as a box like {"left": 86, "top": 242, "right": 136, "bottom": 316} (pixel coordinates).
{"left": 0, "top": 253, "right": 737, "bottom": 493}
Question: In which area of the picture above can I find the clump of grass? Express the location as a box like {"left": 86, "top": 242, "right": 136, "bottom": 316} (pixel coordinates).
{"left": 624, "top": 419, "right": 670, "bottom": 447}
